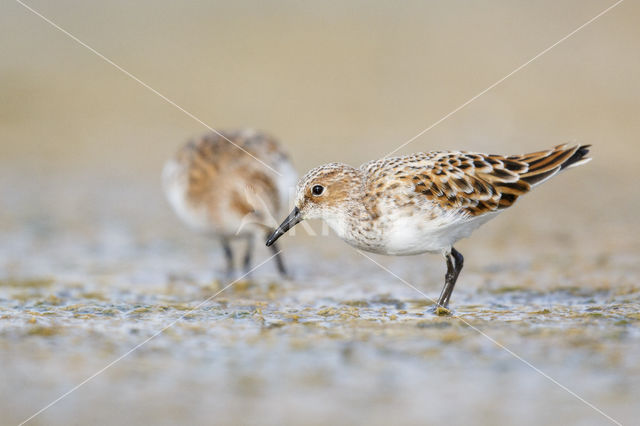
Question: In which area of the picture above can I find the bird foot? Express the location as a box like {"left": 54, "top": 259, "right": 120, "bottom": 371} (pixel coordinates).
{"left": 432, "top": 305, "right": 452, "bottom": 316}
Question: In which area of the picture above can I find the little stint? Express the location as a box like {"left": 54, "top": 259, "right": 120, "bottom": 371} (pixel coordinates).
{"left": 266, "top": 144, "right": 591, "bottom": 308}
{"left": 164, "top": 129, "right": 297, "bottom": 278}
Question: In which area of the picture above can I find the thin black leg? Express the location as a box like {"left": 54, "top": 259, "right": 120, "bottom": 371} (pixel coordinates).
{"left": 243, "top": 236, "right": 254, "bottom": 274}
{"left": 437, "top": 252, "right": 456, "bottom": 307}
{"left": 269, "top": 239, "right": 288, "bottom": 278}
{"left": 437, "top": 247, "right": 464, "bottom": 308}
{"left": 221, "top": 238, "right": 234, "bottom": 279}
{"left": 444, "top": 248, "right": 464, "bottom": 306}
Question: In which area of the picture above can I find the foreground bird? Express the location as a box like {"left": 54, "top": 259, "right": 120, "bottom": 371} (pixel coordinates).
{"left": 266, "top": 144, "right": 591, "bottom": 309}
{"left": 164, "top": 129, "right": 297, "bottom": 278}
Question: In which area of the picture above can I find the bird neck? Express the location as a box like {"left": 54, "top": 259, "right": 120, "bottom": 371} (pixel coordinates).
{"left": 323, "top": 176, "right": 373, "bottom": 243}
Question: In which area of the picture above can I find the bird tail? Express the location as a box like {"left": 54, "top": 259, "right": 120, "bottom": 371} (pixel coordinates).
{"left": 510, "top": 144, "right": 591, "bottom": 187}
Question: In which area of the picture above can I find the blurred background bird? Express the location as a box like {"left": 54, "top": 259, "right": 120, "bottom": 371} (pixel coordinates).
{"left": 163, "top": 129, "right": 297, "bottom": 278}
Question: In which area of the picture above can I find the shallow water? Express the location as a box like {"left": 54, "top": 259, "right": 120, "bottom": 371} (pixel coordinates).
{"left": 1, "top": 180, "right": 639, "bottom": 425}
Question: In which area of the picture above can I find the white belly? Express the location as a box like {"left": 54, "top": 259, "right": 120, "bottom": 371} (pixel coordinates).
{"left": 380, "top": 212, "right": 499, "bottom": 255}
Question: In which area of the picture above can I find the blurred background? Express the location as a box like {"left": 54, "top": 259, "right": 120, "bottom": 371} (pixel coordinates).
{"left": 1, "top": 1, "right": 639, "bottom": 425}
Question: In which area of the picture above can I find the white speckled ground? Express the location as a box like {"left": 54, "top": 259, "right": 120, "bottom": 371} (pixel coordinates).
{"left": 1, "top": 177, "right": 639, "bottom": 425}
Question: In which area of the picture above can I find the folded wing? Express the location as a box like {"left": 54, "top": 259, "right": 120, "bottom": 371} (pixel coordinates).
{"left": 408, "top": 144, "right": 591, "bottom": 217}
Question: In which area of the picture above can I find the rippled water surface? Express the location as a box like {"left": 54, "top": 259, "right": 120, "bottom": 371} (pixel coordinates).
{"left": 1, "top": 179, "right": 639, "bottom": 425}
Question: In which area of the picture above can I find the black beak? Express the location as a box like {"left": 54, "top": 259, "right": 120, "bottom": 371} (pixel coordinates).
{"left": 266, "top": 207, "right": 302, "bottom": 246}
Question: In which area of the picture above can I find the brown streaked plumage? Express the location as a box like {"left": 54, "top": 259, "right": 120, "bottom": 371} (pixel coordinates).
{"left": 164, "top": 129, "right": 297, "bottom": 278}
{"left": 267, "top": 144, "right": 591, "bottom": 310}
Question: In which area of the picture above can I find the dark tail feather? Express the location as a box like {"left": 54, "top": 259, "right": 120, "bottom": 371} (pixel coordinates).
{"left": 561, "top": 144, "right": 591, "bottom": 170}
{"left": 515, "top": 144, "right": 591, "bottom": 187}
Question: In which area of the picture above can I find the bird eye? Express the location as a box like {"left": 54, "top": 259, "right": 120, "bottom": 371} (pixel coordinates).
{"left": 311, "top": 185, "right": 325, "bottom": 196}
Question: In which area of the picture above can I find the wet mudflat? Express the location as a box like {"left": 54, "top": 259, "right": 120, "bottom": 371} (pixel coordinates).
{"left": 1, "top": 182, "right": 638, "bottom": 425}
{"left": 2, "top": 278, "right": 639, "bottom": 425}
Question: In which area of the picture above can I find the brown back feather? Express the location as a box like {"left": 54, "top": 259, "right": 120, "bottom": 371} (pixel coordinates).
{"left": 409, "top": 144, "right": 590, "bottom": 217}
